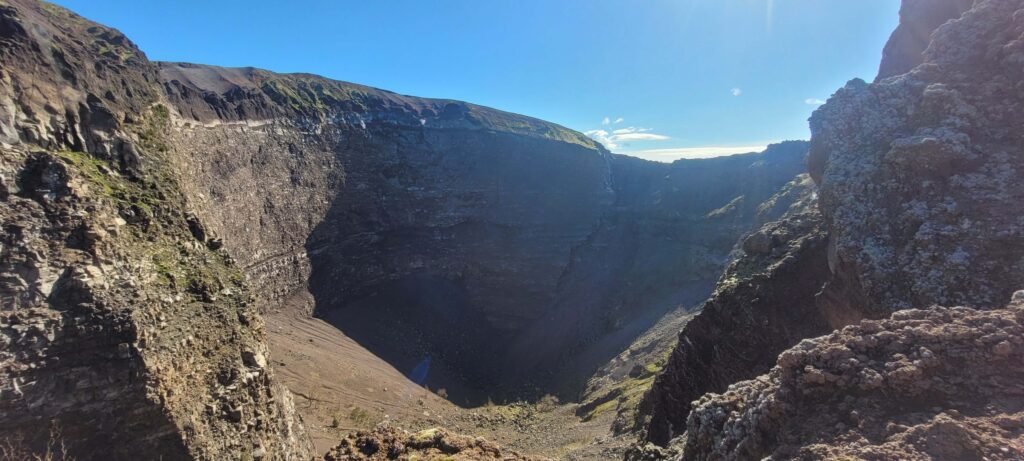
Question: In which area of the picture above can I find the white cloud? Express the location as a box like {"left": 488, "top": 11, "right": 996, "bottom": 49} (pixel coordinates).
{"left": 602, "top": 117, "right": 611, "bottom": 125}
{"left": 620, "top": 145, "right": 770, "bottom": 162}
{"left": 612, "top": 126, "right": 652, "bottom": 135}
{"left": 731, "top": 88, "right": 743, "bottom": 96}
{"left": 614, "top": 117, "right": 625, "bottom": 124}
{"left": 585, "top": 126, "right": 670, "bottom": 149}
{"left": 615, "top": 133, "right": 670, "bottom": 142}
{"left": 805, "top": 98, "right": 826, "bottom": 105}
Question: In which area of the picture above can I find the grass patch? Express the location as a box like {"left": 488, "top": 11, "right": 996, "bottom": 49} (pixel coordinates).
{"left": 347, "top": 407, "right": 380, "bottom": 429}
{"left": 138, "top": 104, "right": 170, "bottom": 153}
{"left": 579, "top": 347, "right": 673, "bottom": 422}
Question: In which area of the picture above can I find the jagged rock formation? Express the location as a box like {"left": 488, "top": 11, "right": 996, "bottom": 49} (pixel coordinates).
{"left": 324, "top": 426, "right": 544, "bottom": 461}
{"left": 680, "top": 295, "right": 1024, "bottom": 460}
{"left": 810, "top": 0, "right": 1024, "bottom": 323}
{"left": 0, "top": 1, "right": 311, "bottom": 459}
{"left": 637, "top": 0, "right": 1024, "bottom": 457}
{"left": 876, "top": 0, "right": 974, "bottom": 81}
{"left": 637, "top": 175, "right": 832, "bottom": 445}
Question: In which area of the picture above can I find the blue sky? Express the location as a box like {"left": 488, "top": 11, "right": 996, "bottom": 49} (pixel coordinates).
{"left": 52, "top": 0, "right": 899, "bottom": 161}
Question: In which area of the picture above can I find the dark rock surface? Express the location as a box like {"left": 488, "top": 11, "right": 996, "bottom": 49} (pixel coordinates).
{"left": 876, "top": 0, "right": 973, "bottom": 80}
{"left": 637, "top": 176, "right": 832, "bottom": 445}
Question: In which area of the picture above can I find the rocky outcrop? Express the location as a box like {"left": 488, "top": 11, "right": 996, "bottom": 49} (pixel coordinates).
{"left": 637, "top": 175, "right": 832, "bottom": 445}
{"left": 0, "top": 148, "right": 312, "bottom": 460}
{"left": 0, "top": 1, "right": 312, "bottom": 459}
{"left": 876, "top": 0, "right": 973, "bottom": 80}
{"left": 324, "top": 425, "right": 544, "bottom": 461}
{"left": 679, "top": 295, "right": 1024, "bottom": 460}
{"left": 638, "top": 0, "right": 1024, "bottom": 455}
{"left": 810, "top": 0, "right": 1024, "bottom": 324}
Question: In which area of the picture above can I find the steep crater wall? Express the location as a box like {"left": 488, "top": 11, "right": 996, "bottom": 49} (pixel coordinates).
{"left": 157, "top": 61, "right": 811, "bottom": 404}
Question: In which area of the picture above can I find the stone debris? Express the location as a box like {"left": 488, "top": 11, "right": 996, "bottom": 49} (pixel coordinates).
{"left": 679, "top": 298, "right": 1024, "bottom": 460}
{"left": 324, "top": 425, "right": 547, "bottom": 461}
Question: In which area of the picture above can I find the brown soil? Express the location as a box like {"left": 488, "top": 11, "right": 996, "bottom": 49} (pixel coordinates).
{"left": 267, "top": 290, "right": 678, "bottom": 459}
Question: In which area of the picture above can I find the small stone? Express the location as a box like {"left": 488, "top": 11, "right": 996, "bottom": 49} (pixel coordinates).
{"left": 225, "top": 406, "right": 242, "bottom": 423}
{"left": 993, "top": 341, "right": 1013, "bottom": 357}
{"left": 117, "top": 342, "right": 131, "bottom": 359}
{"left": 242, "top": 349, "right": 267, "bottom": 369}
{"left": 743, "top": 231, "right": 773, "bottom": 255}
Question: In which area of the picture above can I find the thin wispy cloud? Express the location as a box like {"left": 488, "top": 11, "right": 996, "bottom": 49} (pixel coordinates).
{"left": 602, "top": 117, "right": 611, "bottom": 125}
{"left": 805, "top": 98, "right": 826, "bottom": 105}
{"left": 621, "top": 145, "right": 770, "bottom": 162}
{"left": 731, "top": 88, "right": 743, "bottom": 97}
{"left": 612, "top": 126, "right": 652, "bottom": 135}
{"left": 613, "top": 117, "right": 625, "bottom": 124}
{"left": 616, "top": 133, "right": 670, "bottom": 142}
{"left": 585, "top": 126, "right": 670, "bottom": 149}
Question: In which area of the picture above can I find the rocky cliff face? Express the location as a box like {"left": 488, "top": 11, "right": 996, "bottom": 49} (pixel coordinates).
{"left": 876, "top": 0, "right": 974, "bottom": 81}
{"left": 0, "top": 1, "right": 311, "bottom": 459}
{"left": 810, "top": 0, "right": 1024, "bottom": 323}
{"left": 638, "top": 176, "right": 833, "bottom": 445}
{"left": 636, "top": 0, "right": 1024, "bottom": 456}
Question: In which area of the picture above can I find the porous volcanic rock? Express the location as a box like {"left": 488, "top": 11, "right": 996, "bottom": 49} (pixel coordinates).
{"left": 324, "top": 425, "right": 545, "bottom": 461}
{"left": 638, "top": 0, "right": 1024, "bottom": 451}
{"left": 679, "top": 295, "right": 1024, "bottom": 460}
{"left": 876, "top": 0, "right": 974, "bottom": 80}
{"left": 810, "top": 0, "right": 1024, "bottom": 323}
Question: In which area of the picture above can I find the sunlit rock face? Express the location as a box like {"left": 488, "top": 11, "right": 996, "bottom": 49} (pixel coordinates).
{"left": 810, "top": 0, "right": 1024, "bottom": 323}
{"left": 0, "top": 1, "right": 312, "bottom": 459}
